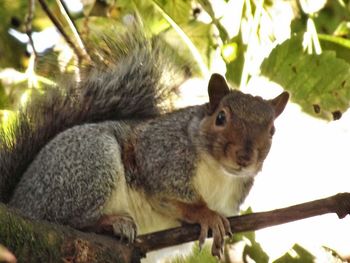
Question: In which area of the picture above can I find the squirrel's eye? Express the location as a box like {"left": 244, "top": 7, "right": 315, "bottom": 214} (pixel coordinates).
{"left": 215, "top": 111, "right": 226, "bottom": 126}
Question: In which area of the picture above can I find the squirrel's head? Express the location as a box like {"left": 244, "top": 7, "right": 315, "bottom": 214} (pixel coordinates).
{"left": 199, "top": 73, "right": 289, "bottom": 178}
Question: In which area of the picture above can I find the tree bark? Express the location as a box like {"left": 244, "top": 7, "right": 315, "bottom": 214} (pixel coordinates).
{"left": 1, "top": 193, "right": 349, "bottom": 263}
{"left": 0, "top": 203, "right": 138, "bottom": 263}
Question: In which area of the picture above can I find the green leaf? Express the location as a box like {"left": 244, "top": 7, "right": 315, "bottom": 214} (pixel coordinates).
{"left": 244, "top": 242, "right": 269, "bottom": 263}
{"left": 196, "top": 0, "right": 229, "bottom": 42}
{"left": 153, "top": 1, "right": 210, "bottom": 76}
{"left": 169, "top": 243, "right": 219, "bottom": 263}
{"left": 273, "top": 244, "right": 315, "bottom": 263}
{"left": 333, "top": 21, "right": 350, "bottom": 38}
{"left": 225, "top": 34, "right": 245, "bottom": 86}
{"left": 0, "top": 82, "right": 10, "bottom": 109}
{"left": 153, "top": 0, "right": 192, "bottom": 24}
{"left": 319, "top": 33, "right": 350, "bottom": 61}
{"left": 227, "top": 230, "right": 269, "bottom": 263}
{"left": 222, "top": 42, "right": 238, "bottom": 63}
{"left": 261, "top": 35, "right": 350, "bottom": 121}
{"left": 160, "top": 20, "right": 212, "bottom": 76}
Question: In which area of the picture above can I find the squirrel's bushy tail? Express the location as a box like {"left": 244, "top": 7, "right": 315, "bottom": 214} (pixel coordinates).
{"left": 0, "top": 29, "right": 186, "bottom": 202}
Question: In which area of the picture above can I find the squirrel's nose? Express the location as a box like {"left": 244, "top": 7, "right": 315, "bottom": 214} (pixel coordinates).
{"left": 236, "top": 149, "right": 251, "bottom": 167}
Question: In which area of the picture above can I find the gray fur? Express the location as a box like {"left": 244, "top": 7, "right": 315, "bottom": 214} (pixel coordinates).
{"left": 9, "top": 122, "right": 130, "bottom": 227}
{"left": 223, "top": 90, "right": 274, "bottom": 124}
{"left": 0, "top": 30, "right": 183, "bottom": 202}
{"left": 131, "top": 106, "right": 207, "bottom": 202}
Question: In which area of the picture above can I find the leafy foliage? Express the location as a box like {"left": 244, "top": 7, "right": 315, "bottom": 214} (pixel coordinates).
{"left": 228, "top": 231, "right": 269, "bottom": 263}
{"left": 273, "top": 244, "right": 314, "bottom": 263}
{"left": 1, "top": 0, "right": 350, "bottom": 262}
{"left": 168, "top": 243, "right": 219, "bottom": 263}
{"left": 261, "top": 35, "right": 350, "bottom": 120}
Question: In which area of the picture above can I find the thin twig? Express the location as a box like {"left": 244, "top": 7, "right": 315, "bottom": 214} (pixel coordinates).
{"left": 58, "top": 0, "right": 78, "bottom": 30}
{"left": 135, "top": 192, "right": 350, "bottom": 255}
{"left": 37, "top": 0, "right": 90, "bottom": 63}
{"left": 25, "top": 0, "right": 37, "bottom": 57}
{"left": 56, "top": 0, "right": 91, "bottom": 61}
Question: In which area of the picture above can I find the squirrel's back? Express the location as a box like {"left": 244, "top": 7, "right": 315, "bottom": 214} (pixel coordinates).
{"left": 0, "top": 29, "right": 185, "bottom": 202}
{"left": 9, "top": 121, "right": 129, "bottom": 227}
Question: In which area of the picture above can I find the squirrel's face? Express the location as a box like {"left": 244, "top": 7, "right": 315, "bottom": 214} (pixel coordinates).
{"left": 200, "top": 74, "right": 289, "bottom": 177}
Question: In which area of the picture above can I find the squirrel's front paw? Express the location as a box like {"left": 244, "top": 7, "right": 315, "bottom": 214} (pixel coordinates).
{"left": 198, "top": 212, "right": 231, "bottom": 258}
{"left": 95, "top": 214, "right": 137, "bottom": 243}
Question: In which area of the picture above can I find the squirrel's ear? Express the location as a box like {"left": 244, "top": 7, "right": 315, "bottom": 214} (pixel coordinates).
{"left": 269, "top": 91, "right": 289, "bottom": 118}
{"left": 208, "top": 73, "right": 230, "bottom": 113}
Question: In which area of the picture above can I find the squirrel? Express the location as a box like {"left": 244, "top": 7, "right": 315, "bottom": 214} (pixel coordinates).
{"left": 0, "top": 29, "right": 289, "bottom": 258}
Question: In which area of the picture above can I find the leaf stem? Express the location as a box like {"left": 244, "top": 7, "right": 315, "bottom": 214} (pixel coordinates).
{"left": 152, "top": 0, "right": 209, "bottom": 76}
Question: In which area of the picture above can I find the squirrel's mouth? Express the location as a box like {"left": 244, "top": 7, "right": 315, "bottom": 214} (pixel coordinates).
{"left": 221, "top": 164, "right": 256, "bottom": 178}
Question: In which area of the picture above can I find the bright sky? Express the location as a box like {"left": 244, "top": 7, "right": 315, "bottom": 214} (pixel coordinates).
{"left": 177, "top": 75, "right": 350, "bottom": 261}
{"left": 202, "top": 0, "right": 350, "bottom": 259}
{"left": 245, "top": 77, "right": 350, "bottom": 261}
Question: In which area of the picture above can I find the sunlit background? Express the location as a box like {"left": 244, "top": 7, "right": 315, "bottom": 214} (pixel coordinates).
{"left": 1, "top": 0, "right": 350, "bottom": 262}
{"left": 175, "top": 1, "right": 350, "bottom": 260}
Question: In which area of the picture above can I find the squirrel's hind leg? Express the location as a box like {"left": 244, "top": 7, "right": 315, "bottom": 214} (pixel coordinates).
{"left": 88, "top": 214, "right": 137, "bottom": 243}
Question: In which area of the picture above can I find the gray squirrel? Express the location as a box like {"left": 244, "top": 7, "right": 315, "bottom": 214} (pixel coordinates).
{"left": 0, "top": 30, "right": 289, "bottom": 258}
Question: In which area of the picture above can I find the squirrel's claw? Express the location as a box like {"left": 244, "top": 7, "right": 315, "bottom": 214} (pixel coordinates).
{"left": 198, "top": 224, "right": 208, "bottom": 251}
{"left": 111, "top": 215, "right": 137, "bottom": 244}
{"left": 94, "top": 214, "right": 137, "bottom": 244}
{"left": 197, "top": 211, "right": 231, "bottom": 258}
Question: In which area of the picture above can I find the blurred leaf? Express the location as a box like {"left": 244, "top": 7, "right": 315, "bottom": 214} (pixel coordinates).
{"left": 322, "top": 246, "right": 346, "bottom": 261}
{"left": 0, "top": 83, "right": 10, "bottom": 109}
{"left": 273, "top": 244, "right": 314, "bottom": 263}
{"left": 197, "top": 0, "right": 229, "bottom": 42}
{"left": 154, "top": 2, "right": 210, "bottom": 76}
{"left": 227, "top": 229, "right": 269, "bottom": 263}
{"left": 333, "top": 21, "right": 350, "bottom": 38}
{"left": 319, "top": 33, "right": 350, "bottom": 61}
{"left": 244, "top": 242, "right": 269, "bottom": 263}
{"left": 312, "top": 1, "right": 350, "bottom": 34}
{"left": 133, "top": 1, "right": 168, "bottom": 34}
{"left": 243, "top": 232, "right": 269, "bottom": 263}
{"left": 88, "top": 1, "right": 109, "bottom": 17}
{"left": 222, "top": 42, "right": 238, "bottom": 63}
{"left": 225, "top": 34, "right": 245, "bottom": 86}
{"left": 0, "top": 1, "right": 28, "bottom": 69}
{"left": 168, "top": 243, "right": 219, "bottom": 263}
{"left": 261, "top": 35, "right": 350, "bottom": 121}
{"left": 160, "top": 20, "right": 212, "bottom": 76}
{"left": 242, "top": 232, "right": 269, "bottom": 263}
{"left": 154, "top": 0, "right": 192, "bottom": 24}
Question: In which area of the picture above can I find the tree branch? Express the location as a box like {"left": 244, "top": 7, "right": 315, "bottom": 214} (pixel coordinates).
{"left": 56, "top": 0, "right": 90, "bottom": 61}
{"left": 37, "top": 0, "right": 90, "bottom": 63}
{"left": 0, "top": 203, "right": 136, "bottom": 263}
{"left": 25, "top": 0, "right": 37, "bottom": 57}
{"left": 135, "top": 193, "right": 350, "bottom": 254}
{"left": 1, "top": 193, "right": 349, "bottom": 262}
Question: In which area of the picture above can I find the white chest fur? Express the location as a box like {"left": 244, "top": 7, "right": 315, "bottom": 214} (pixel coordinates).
{"left": 193, "top": 154, "right": 253, "bottom": 216}
{"left": 102, "top": 160, "right": 180, "bottom": 235}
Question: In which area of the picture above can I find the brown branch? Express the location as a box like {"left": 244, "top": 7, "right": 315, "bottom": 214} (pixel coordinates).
{"left": 58, "top": 0, "right": 78, "bottom": 32}
{"left": 1, "top": 193, "right": 349, "bottom": 262}
{"left": 56, "top": 0, "right": 91, "bottom": 62}
{"left": 136, "top": 193, "right": 350, "bottom": 255}
{"left": 37, "top": 0, "right": 90, "bottom": 63}
{"left": 25, "top": 0, "right": 37, "bottom": 56}
{"left": 0, "top": 203, "right": 137, "bottom": 263}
